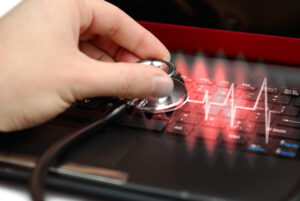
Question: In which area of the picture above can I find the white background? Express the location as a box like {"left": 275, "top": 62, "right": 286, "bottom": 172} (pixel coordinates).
{"left": 0, "top": 0, "right": 22, "bottom": 17}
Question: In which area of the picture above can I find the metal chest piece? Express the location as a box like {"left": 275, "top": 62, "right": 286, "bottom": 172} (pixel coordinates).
{"left": 128, "top": 59, "right": 188, "bottom": 113}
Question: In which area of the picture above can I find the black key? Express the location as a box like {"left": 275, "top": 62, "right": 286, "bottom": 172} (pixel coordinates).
{"left": 167, "top": 122, "right": 194, "bottom": 136}
{"left": 274, "top": 148, "right": 297, "bottom": 159}
{"left": 295, "top": 97, "right": 300, "bottom": 107}
{"left": 278, "top": 117, "right": 300, "bottom": 129}
{"left": 268, "top": 94, "right": 291, "bottom": 105}
{"left": 281, "top": 106, "right": 300, "bottom": 117}
{"left": 116, "top": 116, "right": 167, "bottom": 132}
{"left": 280, "top": 88, "right": 299, "bottom": 97}
{"left": 223, "top": 132, "right": 246, "bottom": 145}
{"left": 258, "top": 126, "right": 300, "bottom": 140}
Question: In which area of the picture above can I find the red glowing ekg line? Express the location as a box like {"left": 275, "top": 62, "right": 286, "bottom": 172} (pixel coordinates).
{"left": 187, "top": 78, "right": 283, "bottom": 144}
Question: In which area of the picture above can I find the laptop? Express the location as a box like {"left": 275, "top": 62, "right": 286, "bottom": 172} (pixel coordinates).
{"left": 0, "top": 1, "right": 299, "bottom": 201}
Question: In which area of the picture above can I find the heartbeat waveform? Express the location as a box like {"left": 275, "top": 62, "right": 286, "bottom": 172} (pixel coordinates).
{"left": 187, "top": 78, "right": 284, "bottom": 144}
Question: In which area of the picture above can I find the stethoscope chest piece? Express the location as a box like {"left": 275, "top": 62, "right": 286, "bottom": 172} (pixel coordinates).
{"left": 128, "top": 59, "right": 188, "bottom": 113}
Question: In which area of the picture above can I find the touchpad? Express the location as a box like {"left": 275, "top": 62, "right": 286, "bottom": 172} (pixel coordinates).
{"left": 61, "top": 131, "right": 137, "bottom": 169}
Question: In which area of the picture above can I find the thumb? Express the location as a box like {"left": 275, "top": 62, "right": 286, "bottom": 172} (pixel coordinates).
{"left": 69, "top": 56, "right": 174, "bottom": 100}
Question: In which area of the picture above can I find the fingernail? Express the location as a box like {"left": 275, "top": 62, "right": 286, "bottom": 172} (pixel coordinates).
{"left": 151, "top": 76, "right": 174, "bottom": 98}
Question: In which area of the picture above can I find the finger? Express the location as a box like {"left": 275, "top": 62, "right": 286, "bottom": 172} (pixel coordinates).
{"left": 79, "top": 0, "right": 170, "bottom": 61}
{"left": 92, "top": 36, "right": 140, "bottom": 62}
{"left": 69, "top": 54, "right": 174, "bottom": 100}
{"left": 79, "top": 41, "right": 114, "bottom": 62}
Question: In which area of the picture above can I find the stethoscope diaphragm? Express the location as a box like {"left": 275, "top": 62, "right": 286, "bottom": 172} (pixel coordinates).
{"left": 128, "top": 59, "right": 188, "bottom": 113}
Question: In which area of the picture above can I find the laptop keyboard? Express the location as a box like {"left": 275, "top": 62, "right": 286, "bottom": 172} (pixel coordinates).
{"left": 51, "top": 74, "right": 300, "bottom": 160}
{"left": 115, "top": 75, "right": 300, "bottom": 160}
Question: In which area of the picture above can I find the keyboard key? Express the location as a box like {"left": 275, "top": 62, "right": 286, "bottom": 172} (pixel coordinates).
{"left": 281, "top": 106, "right": 300, "bottom": 116}
{"left": 217, "top": 80, "right": 232, "bottom": 88}
{"left": 223, "top": 108, "right": 247, "bottom": 120}
{"left": 268, "top": 94, "right": 291, "bottom": 105}
{"left": 175, "top": 112, "right": 201, "bottom": 124}
{"left": 167, "top": 122, "right": 194, "bottom": 136}
{"left": 294, "top": 98, "right": 300, "bottom": 107}
{"left": 196, "top": 78, "right": 215, "bottom": 86}
{"left": 274, "top": 148, "right": 297, "bottom": 159}
{"left": 247, "top": 143, "right": 266, "bottom": 154}
{"left": 247, "top": 138, "right": 268, "bottom": 154}
{"left": 263, "top": 87, "right": 278, "bottom": 94}
{"left": 240, "top": 91, "right": 259, "bottom": 101}
{"left": 280, "top": 88, "right": 299, "bottom": 97}
{"left": 193, "top": 85, "right": 215, "bottom": 95}
{"left": 223, "top": 132, "right": 246, "bottom": 145}
{"left": 180, "top": 103, "right": 197, "bottom": 112}
{"left": 116, "top": 116, "right": 167, "bottom": 132}
{"left": 238, "top": 83, "right": 256, "bottom": 91}
{"left": 258, "top": 126, "right": 300, "bottom": 140}
{"left": 278, "top": 139, "right": 300, "bottom": 150}
{"left": 198, "top": 106, "right": 221, "bottom": 116}
{"left": 202, "top": 116, "right": 225, "bottom": 128}
{"left": 278, "top": 117, "right": 300, "bottom": 129}
{"left": 230, "top": 120, "right": 254, "bottom": 133}
{"left": 250, "top": 111, "right": 267, "bottom": 123}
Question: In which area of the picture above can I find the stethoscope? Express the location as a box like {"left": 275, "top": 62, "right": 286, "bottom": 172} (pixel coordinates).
{"left": 128, "top": 59, "right": 188, "bottom": 113}
{"left": 30, "top": 59, "right": 188, "bottom": 201}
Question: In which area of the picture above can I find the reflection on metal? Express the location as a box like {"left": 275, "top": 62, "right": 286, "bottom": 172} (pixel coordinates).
{"left": 0, "top": 153, "right": 128, "bottom": 185}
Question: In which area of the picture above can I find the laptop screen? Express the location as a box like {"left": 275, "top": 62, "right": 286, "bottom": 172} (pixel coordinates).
{"left": 107, "top": 0, "right": 300, "bottom": 38}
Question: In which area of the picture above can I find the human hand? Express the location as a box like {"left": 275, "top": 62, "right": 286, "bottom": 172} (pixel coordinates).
{"left": 0, "top": 0, "right": 173, "bottom": 132}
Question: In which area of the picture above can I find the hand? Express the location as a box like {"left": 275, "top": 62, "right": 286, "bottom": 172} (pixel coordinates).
{"left": 0, "top": 0, "right": 173, "bottom": 132}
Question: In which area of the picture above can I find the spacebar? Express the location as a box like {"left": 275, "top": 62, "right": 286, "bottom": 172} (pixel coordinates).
{"left": 116, "top": 116, "right": 167, "bottom": 132}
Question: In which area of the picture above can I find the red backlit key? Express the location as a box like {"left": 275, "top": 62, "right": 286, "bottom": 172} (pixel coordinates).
{"left": 263, "top": 87, "right": 279, "bottom": 94}
{"left": 193, "top": 85, "right": 215, "bottom": 95}
{"left": 202, "top": 116, "right": 225, "bottom": 128}
{"left": 238, "top": 83, "right": 256, "bottom": 91}
{"left": 217, "top": 80, "right": 232, "bottom": 88}
{"left": 175, "top": 112, "right": 201, "bottom": 124}
{"left": 196, "top": 78, "right": 215, "bottom": 86}
{"left": 167, "top": 122, "right": 194, "bottom": 136}
{"left": 223, "top": 132, "right": 246, "bottom": 145}
{"left": 230, "top": 120, "right": 254, "bottom": 133}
